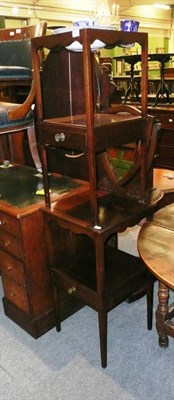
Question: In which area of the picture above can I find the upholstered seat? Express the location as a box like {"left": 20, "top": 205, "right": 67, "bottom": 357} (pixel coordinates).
{"left": 0, "top": 81, "right": 42, "bottom": 170}
{"left": 0, "top": 66, "right": 32, "bottom": 80}
{"left": 0, "top": 101, "right": 33, "bottom": 131}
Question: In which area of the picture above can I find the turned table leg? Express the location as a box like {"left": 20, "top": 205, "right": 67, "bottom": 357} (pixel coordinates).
{"left": 156, "top": 281, "right": 169, "bottom": 348}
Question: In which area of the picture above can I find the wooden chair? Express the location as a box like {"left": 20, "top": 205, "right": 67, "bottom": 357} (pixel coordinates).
{"left": 0, "top": 21, "right": 47, "bottom": 166}
{"left": 96, "top": 104, "right": 162, "bottom": 200}
{"left": 0, "top": 22, "right": 47, "bottom": 102}
{"left": 0, "top": 80, "right": 41, "bottom": 165}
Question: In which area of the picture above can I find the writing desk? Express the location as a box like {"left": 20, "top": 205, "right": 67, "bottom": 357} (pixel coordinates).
{"left": 0, "top": 164, "right": 88, "bottom": 337}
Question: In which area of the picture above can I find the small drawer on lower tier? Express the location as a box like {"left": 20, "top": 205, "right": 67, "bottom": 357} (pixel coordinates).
{"left": 159, "top": 114, "right": 174, "bottom": 130}
{"left": 0, "top": 211, "right": 21, "bottom": 237}
{"left": 0, "top": 250, "right": 26, "bottom": 286}
{"left": 2, "top": 276, "right": 30, "bottom": 314}
{"left": 0, "top": 230, "right": 24, "bottom": 260}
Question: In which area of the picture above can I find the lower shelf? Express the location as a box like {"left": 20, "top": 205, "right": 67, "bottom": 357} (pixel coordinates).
{"left": 51, "top": 244, "right": 149, "bottom": 313}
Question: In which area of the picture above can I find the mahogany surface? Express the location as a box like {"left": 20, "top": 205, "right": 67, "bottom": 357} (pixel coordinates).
{"left": 40, "top": 112, "right": 144, "bottom": 152}
{"left": 138, "top": 203, "right": 174, "bottom": 348}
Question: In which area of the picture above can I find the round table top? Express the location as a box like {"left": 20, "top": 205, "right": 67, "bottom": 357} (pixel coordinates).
{"left": 152, "top": 202, "right": 174, "bottom": 231}
{"left": 138, "top": 203, "right": 174, "bottom": 289}
{"left": 153, "top": 168, "right": 174, "bottom": 193}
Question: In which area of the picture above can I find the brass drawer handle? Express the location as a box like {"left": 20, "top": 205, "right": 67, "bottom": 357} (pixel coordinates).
{"left": 68, "top": 286, "right": 76, "bottom": 295}
{"left": 55, "top": 132, "right": 65, "bottom": 143}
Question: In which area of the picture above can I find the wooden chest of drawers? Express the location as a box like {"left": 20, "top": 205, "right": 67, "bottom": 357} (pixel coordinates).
{"left": 148, "top": 106, "right": 174, "bottom": 169}
{"left": 0, "top": 164, "right": 87, "bottom": 337}
{"left": 0, "top": 201, "right": 54, "bottom": 337}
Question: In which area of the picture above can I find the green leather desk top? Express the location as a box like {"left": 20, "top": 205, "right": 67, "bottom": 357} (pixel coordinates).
{"left": 0, "top": 164, "right": 82, "bottom": 209}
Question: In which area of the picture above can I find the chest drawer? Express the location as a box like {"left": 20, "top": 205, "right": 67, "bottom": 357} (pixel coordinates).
{"left": 2, "top": 275, "right": 29, "bottom": 313}
{"left": 0, "top": 229, "right": 24, "bottom": 260}
{"left": 158, "top": 128, "right": 174, "bottom": 148}
{"left": 154, "top": 146, "right": 174, "bottom": 169}
{"left": 0, "top": 211, "right": 21, "bottom": 237}
{"left": 0, "top": 250, "right": 26, "bottom": 286}
{"left": 159, "top": 114, "right": 174, "bottom": 130}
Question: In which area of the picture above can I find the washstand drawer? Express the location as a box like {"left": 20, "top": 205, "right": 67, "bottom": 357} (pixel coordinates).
{"left": 2, "top": 276, "right": 29, "bottom": 313}
{"left": 0, "top": 230, "right": 24, "bottom": 260}
{"left": 159, "top": 114, "right": 174, "bottom": 130}
{"left": 40, "top": 124, "right": 86, "bottom": 151}
{"left": 0, "top": 211, "right": 21, "bottom": 237}
{"left": 0, "top": 250, "right": 26, "bottom": 286}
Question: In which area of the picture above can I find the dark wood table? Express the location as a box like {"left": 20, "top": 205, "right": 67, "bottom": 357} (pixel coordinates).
{"left": 138, "top": 203, "right": 174, "bottom": 347}
{"left": 153, "top": 168, "right": 174, "bottom": 207}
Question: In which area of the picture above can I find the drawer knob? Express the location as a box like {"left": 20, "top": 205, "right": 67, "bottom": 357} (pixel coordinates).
{"left": 55, "top": 132, "right": 65, "bottom": 143}
{"left": 169, "top": 119, "right": 173, "bottom": 123}
{"left": 68, "top": 286, "right": 76, "bottom": 295}
{"left": 0, "top": 219, "right": 5, "bottom": 226}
